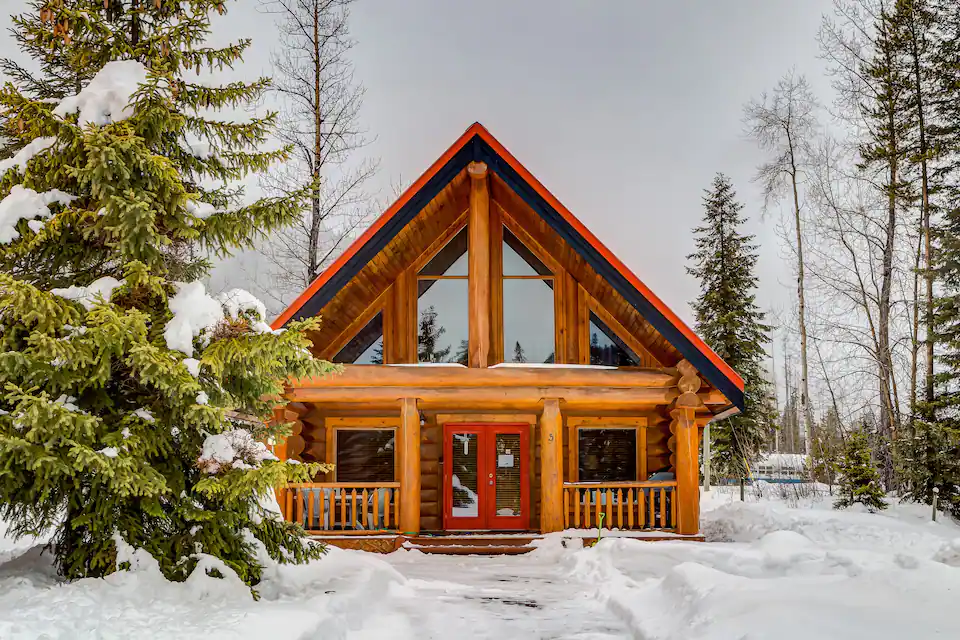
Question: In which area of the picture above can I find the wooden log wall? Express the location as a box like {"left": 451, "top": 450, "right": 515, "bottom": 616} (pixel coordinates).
{"left": 419, "top": 414, "right": 443, "bottom": 531}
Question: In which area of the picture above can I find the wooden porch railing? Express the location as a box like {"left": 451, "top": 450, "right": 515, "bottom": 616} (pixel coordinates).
{"left": 278, "top": 482, "right": 401, "bottom": 533}
{"left": 563, "top": 481, "right": 678, "bottom": 531}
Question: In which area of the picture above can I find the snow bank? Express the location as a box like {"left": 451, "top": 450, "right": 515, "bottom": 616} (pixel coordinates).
{"left": 196, "top": 429, "right": 277, "bottom": 474}
{"left": 54, "top": 60, "right": 147, "bottom": 126}
{"left": 51, "top": 276, "right": 123, "bottom": 310}
{"left": 0, "top": 185, "right": 75, "bottom": 244}
{"left": 0, "top": 137, "right": 56, "bottom": 175}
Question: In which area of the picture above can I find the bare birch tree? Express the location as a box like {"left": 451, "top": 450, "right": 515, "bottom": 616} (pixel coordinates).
{"left": 256, "top": 0, "right": 376, "bottom": 307}
{"left": 744, "top": 71, "right": 820, "bottom": 461}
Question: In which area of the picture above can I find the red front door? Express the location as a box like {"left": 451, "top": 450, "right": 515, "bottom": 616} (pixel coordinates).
{"left": 443, "top": 424, "right": 530, "bottom": 530}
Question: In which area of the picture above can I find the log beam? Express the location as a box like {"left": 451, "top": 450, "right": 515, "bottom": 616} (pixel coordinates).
{"left": 290, "top": 364, "right": 677, "bottom": 389}
{"left": 399, "top": 397, "right": 421, "bottom": 535}
{"left": 539, "top": 398, "right": 564, "bottom": 533}
{"left": 468, "top": 161, "right": 490, "bottom": 368}
{"left": 286, "top": 385, "right": 677, "bottom": 412}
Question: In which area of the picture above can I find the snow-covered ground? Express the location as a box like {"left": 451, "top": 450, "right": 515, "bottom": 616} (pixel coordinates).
{"left": 2, "top": 487, "right": 959, "bottom": 639}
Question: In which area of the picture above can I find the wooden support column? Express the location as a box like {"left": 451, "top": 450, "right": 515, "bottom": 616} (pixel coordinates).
{"left": 399, "top": 397, "right": 421, "bottom": 534}
{"left": 539, "top": 398, "right": 564, "bottom": 533}
{"left": 468, "top": 161, "right": 490, "bottom": 368}
{"left": 669, "top": 360, "right": 704, "bottom": 535}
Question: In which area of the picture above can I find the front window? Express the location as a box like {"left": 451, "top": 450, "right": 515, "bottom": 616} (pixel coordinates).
{"left": 335, "top": 429, "right": 395, "bottom": 482}
{"left": 418, "top": 227, "right": 468, "bottom": 363}
{"left": 502, "top": 229, "right": 555, "bottom": 363}
{"left": 578, "top": 428, "right": 637, "bottom": 482}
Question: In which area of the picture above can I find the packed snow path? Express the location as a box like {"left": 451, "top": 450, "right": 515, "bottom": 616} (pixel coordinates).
{"left": 3, "top": 488, "right": 960, "bottom": 639}
{"left": 370, "top": 550, "right": 633, "bottom": 639}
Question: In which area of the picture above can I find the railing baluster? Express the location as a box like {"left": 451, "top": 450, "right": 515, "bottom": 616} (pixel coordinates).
{"left": 373, "top": 488, "right": 381, "bottom": 529}
{"left": 306, "top": 489, "right": 314, "bottom": 531}
{"left": 563, "top": 487, "right": 570, "bottom": 529}
{"left": 671, "top": 487, "right": 677, "bottom": 529}
{"left": 604, "top": 489, "right": 613, "bottom": 529}
{"left": 361, "top": 490, "right": 368, "bottom": 530}
{"left": 660, "top": 488, "right": 667, "bottom": 529}
{"left": 649, "top": 487, "right": 656, "bottom": 529}
{"left": 393, "top": 489, "right": 400, "bottom": 529}
{"left": 638, "top": 488, "right": 645, "bottom": 529}
{"left": 339, "top": 489, "right": 347, "bottom": 529}
{"left": 285, "top": 488, "right": 293, "bottom": 523}
{"left": 616, "top": 489, "right": 623, "bottom": 529}
{"left": 573, "top": 488, "right": 580, "bottom": 527}
{"left": 318, "top": 489, "right": 326, "bottom": 530}
{"left": 383, "top": 488, "right": 391, "bottom": 528}
{"left": 295, "top": 486, "right": 303, "bottom": 527}
{"left": 627, "top": 488, "right": 634, "bottom": 529}
{"left": 350, "top": 490, "right": 358, "bottom": 529}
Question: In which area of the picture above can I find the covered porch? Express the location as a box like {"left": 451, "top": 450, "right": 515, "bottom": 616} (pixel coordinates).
{"left": 272, "top": 361, "right": 720, "bottom": 548}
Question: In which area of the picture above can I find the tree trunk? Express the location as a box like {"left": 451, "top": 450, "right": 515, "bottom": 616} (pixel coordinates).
{"left": 788, "top": 142, "right": 814, "bottom": 463}
{"left": 307, "top": 0, "right": 324, "bottom": 284}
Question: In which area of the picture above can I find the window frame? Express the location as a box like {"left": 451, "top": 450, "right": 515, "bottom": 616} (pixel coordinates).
{"left": 325, "top": 418, "right": 401, "bottom": 483}
{"left": 567, "top": 417, "right": 648, "bottom": 483}
{"left": 415, "top": 222, "right": 470, "bottom": 364}
{"left": 583, "top": 295, "right": 657, "bottom": 368}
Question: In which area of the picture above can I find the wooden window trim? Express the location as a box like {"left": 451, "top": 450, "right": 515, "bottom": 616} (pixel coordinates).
{"left": 566, "top": 417, "right": 648, "bottom": 483}
{"left": 327, "top": 418, "right": 401, "bottom": 483}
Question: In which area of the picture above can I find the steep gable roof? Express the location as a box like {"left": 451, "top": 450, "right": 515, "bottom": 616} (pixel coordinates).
{"left": 273, "top": 123, "right": 745, "bottom": 410}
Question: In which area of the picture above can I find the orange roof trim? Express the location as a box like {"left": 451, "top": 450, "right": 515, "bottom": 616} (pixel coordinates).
{"left": 273, "top": 122, "right": 745, "bottom": 405}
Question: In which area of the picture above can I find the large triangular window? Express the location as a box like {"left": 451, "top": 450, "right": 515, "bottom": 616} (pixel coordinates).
{"left": 333, "top": 312, "right": 384, "bottom": 364}
{"left": 502, "top": 228, "right": 555, "bottom": 364}
{"left": 418, "top": 227, "right": 468, "bottom": 363}
{"left": 588, "top": 312, "right": 641, "bottom": 366}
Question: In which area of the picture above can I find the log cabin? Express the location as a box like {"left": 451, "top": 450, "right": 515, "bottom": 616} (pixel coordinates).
{"left": 270, "top": 123, "right": 743, "bottom": 553}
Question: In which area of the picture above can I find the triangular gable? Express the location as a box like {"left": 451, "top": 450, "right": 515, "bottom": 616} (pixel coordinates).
{"left": 272, "top": 123, "right": 745, "bottom": 410}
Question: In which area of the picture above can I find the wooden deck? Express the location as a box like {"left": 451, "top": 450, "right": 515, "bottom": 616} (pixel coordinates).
{"left": 309, "top": 531, "right": 705, "bottom": 554}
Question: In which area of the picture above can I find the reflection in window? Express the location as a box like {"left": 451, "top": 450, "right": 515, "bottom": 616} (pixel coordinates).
{"left": 503, "top": 229, "right": 550, "bottom": 276}
{"left": 420, "top": 227, "right": 468, "bottom": 276}
{"left": 578, "top": 429, "right": 636, "bottom": 482}
{"left": 502, "top": 228, "right": 555, "bottom": 363}
{"left": 336, "top": 429, "right": 395, "bottom": 482}
{"left": 503, "top": 278, "right": 555, "bottom": 363}
{"left": 333, "top": 312, "right": 383, "bottom": 364}
{"left": 589, "top": 312, "right": 641, "bottom": 366}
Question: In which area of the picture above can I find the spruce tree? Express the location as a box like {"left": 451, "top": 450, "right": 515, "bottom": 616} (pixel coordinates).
{"left": 835, "top": 428, "right": 888, "bottom": 512}
{"left": 687, "top": 174, "right": 772, "bottom": 479}
{"left": 0, "top": 1, "right": 336, "bottom": 588}
{"left": 512, "top": 341, "right": 527, "bottom": 364}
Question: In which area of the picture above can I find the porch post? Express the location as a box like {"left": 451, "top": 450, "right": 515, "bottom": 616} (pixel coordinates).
{"left": 467, "top": 161, "right": 490, "bottom": 368}
{"left": 399, "top": 397, "right": 421, "bottom": 535}
{"left": 539, "top": 398, "right": 564, "bottom": 533}
{"left": 670, "top": 361, "right": 704, "bottom": 535}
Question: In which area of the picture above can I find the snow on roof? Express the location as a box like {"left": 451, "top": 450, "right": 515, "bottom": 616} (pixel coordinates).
{"left": 53, "top": 60, "right": 148, "bottom": 126}
{"left": 491, "top": 363, "right": 617, "bottom": 369}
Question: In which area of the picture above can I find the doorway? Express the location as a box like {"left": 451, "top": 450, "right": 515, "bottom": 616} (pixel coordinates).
{"left": 442, "top": 424, "right": 530, "bottom": 530}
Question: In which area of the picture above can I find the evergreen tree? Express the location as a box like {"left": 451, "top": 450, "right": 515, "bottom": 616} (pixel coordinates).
{"left": 417, "top": 306, "right": 450, "bottom": 362}
{"left": 811, "top": 408, "right": 843, "bottom": 490}
{"left": 835, "top": 428, "right": 887, "bottom": 512}
{"left": 906, "top": 0, "right": 960, "bottom": 516}
{"left": 454, "top": 339, "right": 468, "bottom": 366}
{"left": 687, "top": 174, "right": 772, "bottom": 479}
{"left": 0, "top": 1, "right": 335, "bottom": 588}
{"left": 512, "top": 341, "right": 527, "bottom": 364}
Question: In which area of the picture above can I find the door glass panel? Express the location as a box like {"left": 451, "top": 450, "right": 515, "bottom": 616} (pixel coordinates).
{"left": 451, "top": 433, "right": 480, "bottom": 518}
{"left": 503, "top": 278, "right": 555, "bottom": 363}
{"left": 495, "top": 433, "right": 522, "bottom": 517}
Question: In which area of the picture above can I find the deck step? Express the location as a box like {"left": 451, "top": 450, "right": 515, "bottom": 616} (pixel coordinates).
{"left": 404, "top": 543, "right": 534, "bottom": 555}
{"left": 406, "top": 535, "right": 537, "bottom": 548}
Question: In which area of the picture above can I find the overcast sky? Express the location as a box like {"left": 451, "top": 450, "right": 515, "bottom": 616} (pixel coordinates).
{"left": 1, "top": 0, "right": 837, "bottom": 337}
